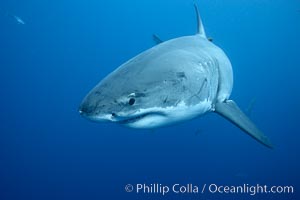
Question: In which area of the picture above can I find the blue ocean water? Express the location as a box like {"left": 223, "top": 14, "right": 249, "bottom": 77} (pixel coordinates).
{"left": 0, "top": 0, "right": 299, "bottom": 199}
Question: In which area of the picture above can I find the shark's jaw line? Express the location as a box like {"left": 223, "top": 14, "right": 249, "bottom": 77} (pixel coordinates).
{"left": 81, "top": 100, "right": 212, "bottom": 129}
{"left": 116, "top": 112, "right": 163, "bottom": 125}
{"left": 113, "top": 100, "right": 212, "bottom": 129}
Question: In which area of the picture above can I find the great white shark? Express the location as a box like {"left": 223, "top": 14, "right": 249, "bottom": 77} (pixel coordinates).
{"left": 79, "top": 5, "right": 273, "bottom": 148}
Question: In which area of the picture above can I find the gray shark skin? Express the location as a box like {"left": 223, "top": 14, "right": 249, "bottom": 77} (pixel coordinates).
{"left": 79, "top": 5, "right": 273, "bottom": 148}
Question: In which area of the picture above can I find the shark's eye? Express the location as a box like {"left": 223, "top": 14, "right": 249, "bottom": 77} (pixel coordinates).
{"left": 128, "top": 98, "right": 135, "bottom": 106}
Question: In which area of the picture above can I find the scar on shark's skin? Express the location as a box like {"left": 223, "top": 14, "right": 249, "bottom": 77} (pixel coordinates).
{"left": 79, "top": 4, "right": 273, "bottom": 148}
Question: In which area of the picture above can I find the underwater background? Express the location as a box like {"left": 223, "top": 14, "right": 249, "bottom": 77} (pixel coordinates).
{"left": 0, "top": 0, "right": 299, "bottom": 199}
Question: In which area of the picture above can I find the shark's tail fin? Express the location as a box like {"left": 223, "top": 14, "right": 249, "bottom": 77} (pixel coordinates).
{"left": 194, "top": 4, "right": 206, "bottom": 38}
{"left": 214, "top": 100, "right": 273, "bottom": 149}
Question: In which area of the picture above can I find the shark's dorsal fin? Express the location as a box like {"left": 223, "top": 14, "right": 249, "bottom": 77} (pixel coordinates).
{"left": 194, "top": 4, "right": 206, "bottom": 38}
{"left": 152, "top": 34, "right": 164, "bottom": 45}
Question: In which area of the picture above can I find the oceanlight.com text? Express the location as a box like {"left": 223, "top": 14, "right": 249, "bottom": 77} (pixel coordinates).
{"left": 207, "top": 183, "right": 294, "bottom": 195}
{"left": 124, "top": 183, "right": 294, "bottom": 196}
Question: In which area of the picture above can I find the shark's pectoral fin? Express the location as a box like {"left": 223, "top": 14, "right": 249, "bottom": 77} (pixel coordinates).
{"left": 214, "top": 100, "right": 273, "bottom": 148}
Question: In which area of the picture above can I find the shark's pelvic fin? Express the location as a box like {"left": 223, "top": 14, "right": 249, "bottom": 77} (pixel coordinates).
{"left": 214, "top": 100, "right": 273, "bottom": 148}
{"left": 194, "top": 4, "right": 206, "bottom": 38}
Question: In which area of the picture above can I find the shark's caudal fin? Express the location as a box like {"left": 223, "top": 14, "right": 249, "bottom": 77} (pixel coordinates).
{"left": 194, "top": 4, "right": 206, "bottom": 38}
{"left": 214, "top": 100, "right": 273, "bottom": 148}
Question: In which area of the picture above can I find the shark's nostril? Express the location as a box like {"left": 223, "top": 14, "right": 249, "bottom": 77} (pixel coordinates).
{"left": 78, "top": 105, "right": 85, "bottom": 115}
{"left": 79, "top": 102, "right": 95, "bottom": 115}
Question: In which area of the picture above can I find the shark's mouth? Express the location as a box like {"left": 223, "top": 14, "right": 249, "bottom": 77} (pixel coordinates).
{"left": 117, "top": 113, "right": 149, "bottom": 124}
{"left": 115, "top": 111, "right": 166, "bottom": 126}
{"left": 117, "top": 113, "right": 152, "bottom": 124}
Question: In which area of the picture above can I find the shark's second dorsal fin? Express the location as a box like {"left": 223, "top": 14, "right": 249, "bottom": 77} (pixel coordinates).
{"left": 194, "top": 4, "right": 206, "bottom": 38}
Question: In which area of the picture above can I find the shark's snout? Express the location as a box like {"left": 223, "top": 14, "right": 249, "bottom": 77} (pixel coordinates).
{"left": 78, "top": 101, "right": 93, "bottom": 116}
{"left": 78, "top": 99, "right": 115, "bottom": 123}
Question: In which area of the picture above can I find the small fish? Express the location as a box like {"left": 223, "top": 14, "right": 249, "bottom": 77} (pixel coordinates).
{"left": 12, "top": 15, "right": 25, "bottom": 25}
{"left": 0, "top": 8, "right": 26, "bottom": 25}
